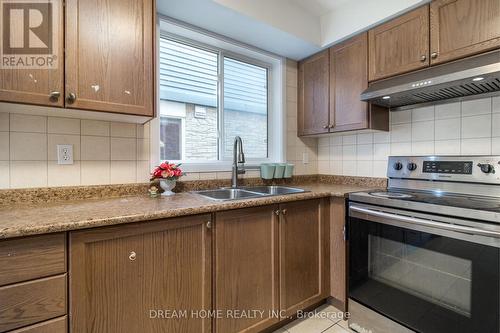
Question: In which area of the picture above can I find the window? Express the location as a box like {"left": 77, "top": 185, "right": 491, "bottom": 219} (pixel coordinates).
{"left": 159, "top": 36, "right": 270, "bottom": 164}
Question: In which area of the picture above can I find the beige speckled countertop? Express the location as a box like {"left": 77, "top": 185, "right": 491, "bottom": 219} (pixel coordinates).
{"left": 0, "top": 182, "right": 380, "bottom": 239}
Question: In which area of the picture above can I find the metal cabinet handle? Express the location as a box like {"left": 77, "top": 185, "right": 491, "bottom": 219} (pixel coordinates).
{"left": 328, "top": 124, "right": 334, "bottom": 129}
{"left": 206, "top": 221, "right": 212, "bottom": 229}
{"left": 282, "top": 209, "right": 287, "bottom": 215}
{"left": 129, "top": 251, "right": 137, "bottom": 261}
{"left": 274, "top": 210, "right": 281, "bottom": 216}
{"left": 420, "top": 55, "right": 427, "bottom": 62}
{"left": 49, "top": 91, "right": 61, "bottom": 102}
{"left": 66, "top": 92, "right": 77, "bottom": 104}
{"left": 323, "top": 125, "right": 329, "bottom": 129}
{"left": 431, "top": 52, "right": 438, "bottom": 59}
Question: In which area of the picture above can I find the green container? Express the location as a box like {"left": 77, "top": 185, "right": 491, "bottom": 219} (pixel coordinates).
{"left": 284, "top": 164, "right": 294, "bottom": 178}
{"left": 260, "top": 163, "right": 275, "bottom": 179}
{"left": 273, "top": 163, "right": 286, "bottom": 179}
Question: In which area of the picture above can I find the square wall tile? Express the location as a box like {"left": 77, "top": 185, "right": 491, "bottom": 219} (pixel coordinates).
{"left": 461, "top": 138, "right": 491, "bottom": 155}
{"left": 0, "top": 132, "right": 8, "bottom": 160}
{"left": 492, "top": 138, "right": 500, "bottom": 154}
{"left": 48, "top": 117, "right": 80, "bottom": 135}
{"left": 342, "top": 160, "right": 357, "bottom": 176}
{"left": 47, "top": 134, "right": 81, "bottom": 160}
{"left": 48, "top": 161, "right": 81, "bottom": 187}
{"left": 199, "top": 172, "right": 217, "bottom": 180}
{"left": 318, "top": 160, "right": 329, "bottom": 174}
{"left": 318, "top": 137, "right": 329, "bottom": 146}
{"left": 137, "top": 138, "right": 149, "bottom": 161}
{"left": 81, "top": 161, "right": 110, "bottom": 185}
{"left": 330, "top": 145, "right": 342, "bottom": 161}
{"left": 357, "top": 161, "right": 373, "bottom": 177}
{"left": 435, "top": 118, "right": 460, "bottom": 140}
{"left": 374, "top": 143, "right": 390, "bottom": 161}
{"left": 81, "top": 120, "right": 110, "bottom": 136}
{"left": 111, "top": 122, "right": 136, "bottom": 138}
{"left": 10, "top": 161, "right": 47, "bottom": 188}
{"left": 435, "top": 102, "right": 461, "bottom": 119}
{"left": 493, "top": 96, "right": 500, "bottom": 113}
{"left": 330, "top": 160, "right": 342, "bottom": 174}
{"left": 111, "top": 138, "right": 136, "bottom": 161}
{"left": 373, "top": 131, "right": 390, "bottom": 143}
{"left": 318, "top": 145, "right": 329, "bottom": 161}
{"left": 286, "top": 86, "right": 297, "bottom": 103}
{"left": 412, "top": 141, "right": 434, "bottom": 155}
{"left": 435, "top": 140, "right": 461, "bottom": 155}
{"left": 10, "top": 132, "right": 47, "bottom": 160}
{"left": 342, "top": 145, "right": 356, "bottom": 160}
{"left": 492, "top": 113, "right": 500, "bottom": 137}
{"left": 391, "top": 110, "right": 412, "bottom": 124}
{"left": 462, "top": 98, "right": 491, "bottom": 117}
{"left": 136, "top": 122, "right": 151, "bottom": 139}
{"left": 412, "top": 106, "right": 434, "bottom": 122}
{"left": 330, "top": 136, "right": 342, "bottom": 146}
{"left": 81, "top": 136, "right": 110, "bottom": 160}
{"left": 0, "top": 161, "right": 9, "bottom": 188}
{"left": 342, "top": 134, "right": 357, "bottom": 145}
{"left": 357, "top": 144, "right": 373, "bottom": 161}
{"left": 357, "top": 133, "right": 373, "bottom": 144}
{"left": 10, "top": 114, "right": 46, "bottom": 133}
{"left": 136, "top": 161, "right": 150, "bottom": 182}
{"left": 373, "top": 161, "right": 388, "bottom": 177}
{"left": 412, "top": 121, "right": 434, "bottom": 142}
{"left": 391, "top": 142, "right": 412, "bottom": 155}
{"left": 0, "top": 113, "right": 9, "bottom": 131}
{"left": 391, "top": 123, "right": 411, "bottom": 142}
{"left": 461, "top": 114, "right": 491, "bottom": 139}
{"left": 286, "top": 102, "right": 297, "bottom": 117}
{"left": 110, "top": 161, "right": 136, "bottom": 184}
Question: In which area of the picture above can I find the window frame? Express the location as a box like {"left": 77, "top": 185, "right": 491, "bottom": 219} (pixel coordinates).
{"left": 152, "top": 18, "right": 285, "bottom": 173}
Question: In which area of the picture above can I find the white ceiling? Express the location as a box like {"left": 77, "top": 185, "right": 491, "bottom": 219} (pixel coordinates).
{"left": 157, "top": 0, "right": 430, "bottom": 60}
{"left": 290, "top": 0, "right": 351, "bottom": 16}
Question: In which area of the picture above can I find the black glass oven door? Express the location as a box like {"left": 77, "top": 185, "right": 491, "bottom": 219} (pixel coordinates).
{"left": 349, "top": 204, "right": 500, "bottom": 333}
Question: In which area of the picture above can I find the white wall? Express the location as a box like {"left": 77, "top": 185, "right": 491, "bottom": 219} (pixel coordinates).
{"left": 320, "top": 0, "right": 429, "bottom": 47}
{"left": 317, "top": 97, "right": 500, "bottom": 178}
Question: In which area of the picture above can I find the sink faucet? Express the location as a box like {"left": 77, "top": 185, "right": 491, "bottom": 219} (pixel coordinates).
{"left": 231, "top": 136, "right": 246, "bottom": 188}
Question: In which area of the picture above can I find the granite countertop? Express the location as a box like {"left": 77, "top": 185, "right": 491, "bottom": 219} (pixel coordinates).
{"left": 0, "top": 182, "right": 379, "bottom": 240}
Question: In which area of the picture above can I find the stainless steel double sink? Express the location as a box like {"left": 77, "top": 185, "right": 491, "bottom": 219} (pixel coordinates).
{"left": 194, "top": 186, "right": 306, "bottom": 201}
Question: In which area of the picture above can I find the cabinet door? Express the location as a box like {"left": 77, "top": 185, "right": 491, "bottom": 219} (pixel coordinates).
{"left": 70, "top": 215, "right": 212, "bottom": 333}
{"left": 65, "top": 0, "right": 154, "bottom": 116}
{"left": 330, "top": 33, "right": 369, "bottom": 132}
{"left": 298, "top": 50, "right": 330, "bottom": 136}
{"left": 329, "top": 197, "right": 347, "bottom": 309}
{"left": 279, "top": 199, "right": 329, "bottom": 316}
{"left": 0, "top": 0, "right": 64, "bottom": 107}
{"left": 215, "top": 206, "right": 279, "bottom": 333}
{"left": 430, "top": 0, "right": 500, "bottom": 65}
{"left": 369, "top": 5, "right": 430, "bottom": 81}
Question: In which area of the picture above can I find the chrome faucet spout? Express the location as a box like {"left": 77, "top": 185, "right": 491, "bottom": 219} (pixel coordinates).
{"left": 232, "top": 136, "right": 246, "bottom": 188}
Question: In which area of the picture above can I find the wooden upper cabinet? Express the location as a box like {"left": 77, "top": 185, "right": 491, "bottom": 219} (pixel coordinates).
{"left": 70, "top": 215, "right": 212, "bottom": 333}
{"left": 0, "top": 0, "right": 64, "bottom": 107}
{"left": 279, "top": 199, "right": 329, "bottom": 316}
{"left": 430, "top": 0, "right": 500, "bottom": 65}
{"left": 65, "top": 0, "right": 154, "bottom": 116}
{"left": 330, "top": 33, "right": 369, "bottom": 132}
{"left": 369, "top": 5, "right": 430, "bottom": 81}
{"left": 298, "top": 50, "right": 330, "bottom": 135}
{"left": 215, "top": 206, "right": 279, "bottom": 333}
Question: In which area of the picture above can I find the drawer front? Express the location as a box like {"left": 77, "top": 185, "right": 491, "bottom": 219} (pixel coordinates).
{"left": 7, "top": 316, "right": 67, "bottom": 333}
{"left": 0, "top": 275, "right": 67, "bottom": 332}
{"left": 0, "top": 234, "right": 66, "bottom": 286}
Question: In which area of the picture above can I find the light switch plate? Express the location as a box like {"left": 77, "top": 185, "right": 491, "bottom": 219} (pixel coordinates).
{"left": 57, "top": 144, "right": 74, "bottom": 165}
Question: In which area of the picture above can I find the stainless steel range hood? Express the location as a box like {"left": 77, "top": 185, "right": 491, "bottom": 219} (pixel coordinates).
{"left": 361, "top": 50, "right": 500, "bottom": 110}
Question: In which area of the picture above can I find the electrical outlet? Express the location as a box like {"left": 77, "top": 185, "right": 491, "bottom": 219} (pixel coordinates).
{"left": 302, "top": 152, "right": 309, "bottom": 164}
{"left": 57, "top": 144, "right": 74, "bottom": 165}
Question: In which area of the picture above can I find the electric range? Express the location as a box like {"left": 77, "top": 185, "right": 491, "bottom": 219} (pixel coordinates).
{"left": 347, "top": 155, "right": 500, "bottom": 333}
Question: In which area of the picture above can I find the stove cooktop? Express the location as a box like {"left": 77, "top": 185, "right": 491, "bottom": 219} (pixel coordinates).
{"left": 366, "top": 190, "right": 500, "bottom": 213}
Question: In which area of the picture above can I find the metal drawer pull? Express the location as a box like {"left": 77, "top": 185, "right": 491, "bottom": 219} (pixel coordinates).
{"left": 420, "top": 55, "right": 427, "bottom": 62}
{"left": 350, "top": 205, "right": 500, "bottom": 238}
{"left": 274, "top": 210, "right": 281, "bottom": 216}
{"left": 282, "top": 209, "right": 287, "bottom": 215}
{"left": 206, "top": 221, "right": 212, "bottom": 229}
{"left": 129, "top": 251, "right": 137, "bottom": 261}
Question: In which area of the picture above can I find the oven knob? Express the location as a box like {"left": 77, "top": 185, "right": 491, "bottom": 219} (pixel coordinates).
{"left": 393, "top": 162, "right": 403, "bottom": 170}
{"left": 478, "top": 163, "right": 495, "bottom": 174}
{"left": 407, "top": 163, "right": 418, "bottom": 171}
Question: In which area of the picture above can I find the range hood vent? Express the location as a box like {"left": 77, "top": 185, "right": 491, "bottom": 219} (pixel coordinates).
{"left": 361, "top": 50, "right": 500, "bottom": 110}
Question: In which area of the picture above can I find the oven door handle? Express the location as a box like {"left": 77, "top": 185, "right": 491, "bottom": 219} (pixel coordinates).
{"left": 350, "top": 205, "right": 500, "bottom": 238}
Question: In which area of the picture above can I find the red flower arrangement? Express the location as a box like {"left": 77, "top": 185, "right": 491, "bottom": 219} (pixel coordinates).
{"left": 150, "top": 162, "right": 185, "bottom": 181}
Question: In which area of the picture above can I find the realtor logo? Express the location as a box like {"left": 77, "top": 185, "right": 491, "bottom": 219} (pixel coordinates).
{"left": 1, "top": 0, "right": 58, "bottom": 69}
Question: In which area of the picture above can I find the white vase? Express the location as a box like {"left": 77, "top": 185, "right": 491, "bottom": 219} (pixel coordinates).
{"left": 159, "top": 179, "right": 176, "bottom": 196}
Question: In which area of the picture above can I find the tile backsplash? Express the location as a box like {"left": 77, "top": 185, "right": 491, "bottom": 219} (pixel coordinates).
{"left": 0, "top": 113, "right": 151, "bottom": 189}
{"left": 318, "top": 97, "right": 500, "bottom": 178}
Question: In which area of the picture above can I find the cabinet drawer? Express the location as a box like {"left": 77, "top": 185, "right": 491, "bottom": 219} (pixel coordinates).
{"left": 7, "top": 316, "right": 67, "bottom": 333}
{"left": 0, "top": 234, "right": 66, "bottom": 286}
{"left": 0, "top": 275, "right": 67, "bottom": 332}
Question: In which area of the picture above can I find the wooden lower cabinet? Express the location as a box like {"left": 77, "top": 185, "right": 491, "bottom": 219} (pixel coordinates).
{"left": 329, "top": 197, "right": 347, "bottom": 310}
{"left": 70, "top": 214, "right": 212, "bottom": 333}
{"left": 279, "top": 199, "right": 329, "bottom": 316}
{"left": 214, "top": 205, "right": 280, "bottom": 333}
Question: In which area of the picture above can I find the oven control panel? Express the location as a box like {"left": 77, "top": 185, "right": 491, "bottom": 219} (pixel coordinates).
{"left": 422, "top": 161, "right": 473, "bottom": 174}
{"left": 387, "top": 156, "right": 500, "bottom": 184}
